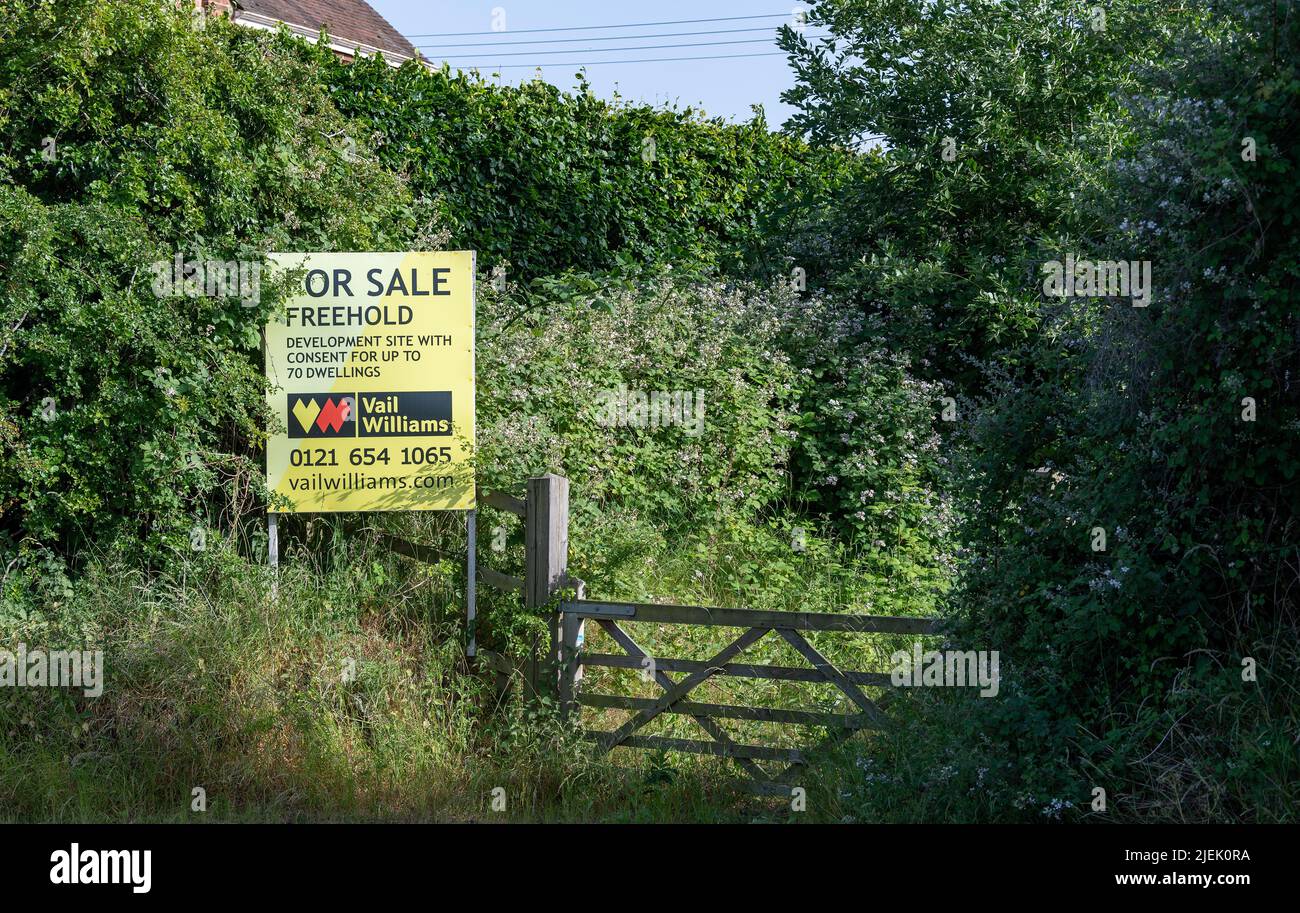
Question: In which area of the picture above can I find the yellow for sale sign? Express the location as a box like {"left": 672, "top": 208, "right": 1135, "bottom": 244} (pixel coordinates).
{"left": 265, "top": 251, "right": 475, "bottom": 513}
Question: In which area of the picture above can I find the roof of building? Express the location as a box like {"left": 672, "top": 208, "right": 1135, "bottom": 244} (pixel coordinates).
{"left": 233, "top": 0, "right": 419, "bottom": 63}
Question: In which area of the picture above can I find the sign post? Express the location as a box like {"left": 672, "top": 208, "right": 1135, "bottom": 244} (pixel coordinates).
{"left": 264, "top": 251, "right": 477, "bottom": 638}
{"left": 267, "top": 512, "right": 279, "bottom": 601}
{"left": 466, "top": 509, "right": 477, "bottom": 657}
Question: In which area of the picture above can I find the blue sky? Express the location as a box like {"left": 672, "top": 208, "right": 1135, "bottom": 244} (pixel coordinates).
{"left": 367, "top": 1, "right": 811, "bottom": 130}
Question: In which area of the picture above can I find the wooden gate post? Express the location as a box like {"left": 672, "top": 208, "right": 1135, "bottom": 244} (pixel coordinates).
{"left": 559, "top": 610, "right": 582, "bottom": 718}
{"left": 526, "top": 473, "right": 569, "bottom": 689}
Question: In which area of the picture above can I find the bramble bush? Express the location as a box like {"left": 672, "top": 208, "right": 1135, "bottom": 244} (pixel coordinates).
{"left": 476, "top": 267, "right": 799, "bottom": 527}
{"left": 786, "top": 0, "right": 1298, "bottom": 820}
{"left": 945, "top": 0, "right": 1300, "bottom": 819}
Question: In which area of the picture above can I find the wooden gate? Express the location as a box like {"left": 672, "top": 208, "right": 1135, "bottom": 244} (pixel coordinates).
{"left": 558, "top": 599, "right": 939, "bottom": 794}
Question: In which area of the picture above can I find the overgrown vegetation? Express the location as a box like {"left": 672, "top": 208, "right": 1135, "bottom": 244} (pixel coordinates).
{"left": 1, "top": 0, "right": 1294, "bottom": 821}
{"left": 779, "top": 0, "right": 1298, "bottom": 821}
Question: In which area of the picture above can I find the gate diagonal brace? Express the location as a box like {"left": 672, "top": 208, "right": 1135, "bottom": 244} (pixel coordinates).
{"left": 595, "top": 619, "right": 770, "bottom": 782}
{"left": 597, "top": 625, "right": 772, "bottom": 762}
{"left": 776, "top": 628, "right": 887, "bottom": 726}
{"left": 764, "top": 628, "right": 889, "bottom": 785}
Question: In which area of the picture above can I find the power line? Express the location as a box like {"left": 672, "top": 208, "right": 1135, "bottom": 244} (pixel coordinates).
{"left": 454, "top": 51, "right": 789, "bottom": 70}
{"left": 413, "top": 25, "right": 793, "bottom": 49}
{"left": 431, "top": 37, "right": 810, "bottom": 59}
{"left": 404, "top": 13, "right": 792, "bottom": 39}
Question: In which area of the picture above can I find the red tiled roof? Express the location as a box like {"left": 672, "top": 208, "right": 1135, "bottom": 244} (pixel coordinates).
{"left": 234, "top": 0, "right": 418, "bottom": 60}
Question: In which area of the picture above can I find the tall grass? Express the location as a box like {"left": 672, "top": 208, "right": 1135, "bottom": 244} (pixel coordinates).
{"left": 1, "top": 517, "right": 934, "bottom": 823}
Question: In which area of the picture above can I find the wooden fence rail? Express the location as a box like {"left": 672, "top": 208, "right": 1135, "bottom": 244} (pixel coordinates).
{"left": 384, "top": 476, "right": 579, "bottom": 696}
{"left": 378, "top": 484, "right": 530, "bottom": 599}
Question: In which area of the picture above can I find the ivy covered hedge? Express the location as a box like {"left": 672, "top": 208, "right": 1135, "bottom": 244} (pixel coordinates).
{"left": 0, "top": 0, "right": 423, "bottom": 565}
{"left": 320, "top": 51, "right": 850, "bottom": 279}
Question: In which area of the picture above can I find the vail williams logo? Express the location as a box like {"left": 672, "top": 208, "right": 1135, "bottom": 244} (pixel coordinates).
{"left": 287, "top": 392, "right": 453, "bottom": 438}
{"left": 288, "top": 394, "right": 355, "bottom": 438}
